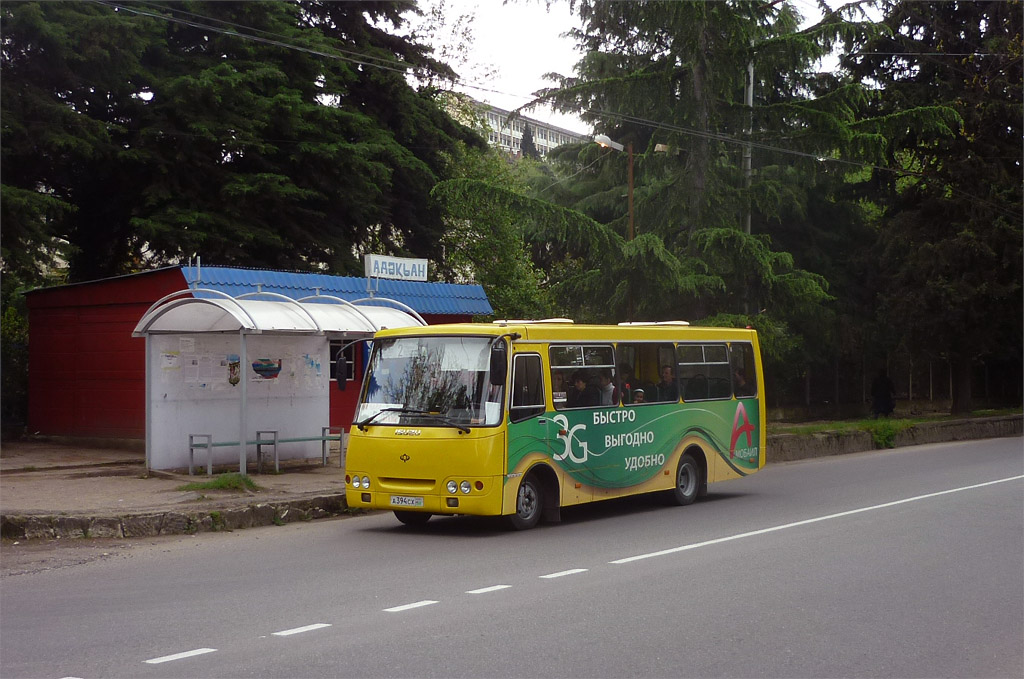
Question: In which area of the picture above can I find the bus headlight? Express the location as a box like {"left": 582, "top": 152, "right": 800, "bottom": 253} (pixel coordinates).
{"left": 361, "top": 476, "right": 370, "bottom": 489}
{"left": 352, "top": 477, "right": 361, "bottom": 489}
{"left": 446, "top": 480, "right": 458, "bottom": 494}
{"left": 460, "top": 481, "right": 471, "bottom": 494}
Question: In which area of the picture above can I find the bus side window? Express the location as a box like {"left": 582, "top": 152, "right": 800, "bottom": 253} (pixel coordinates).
{"left": 731, "top": 343, "right": 758, "bottom": 398}
{"left": 510, "top": 354, "right": 545, "bottom": 423}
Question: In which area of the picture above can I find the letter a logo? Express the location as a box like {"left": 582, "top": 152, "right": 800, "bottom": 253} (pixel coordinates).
{"left": 730, "top": 402, "right": 755, "bottom": 459}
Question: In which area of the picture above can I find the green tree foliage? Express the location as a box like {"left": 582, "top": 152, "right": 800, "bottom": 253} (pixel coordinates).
{"left": 1, "top": 1, "right": 484, "bottom": 286}
{"left": 527, "top": 1, "right": 871, "bottom": 364}
{"left": 431, "top": 143, "right": 555, "bottom": 319}
{"left": 848, "top": 0, "right": 1023, "bottom": 414}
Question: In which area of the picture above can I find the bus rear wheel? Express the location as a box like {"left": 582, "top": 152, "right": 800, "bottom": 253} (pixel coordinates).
{"left": 394, "top": 511, "right": 431, "bottom": 527}
{"left": 670, "top": 453, "right": 700, "bottom": 506}
{"left": 506, "top": 475, "right": 543, "bottom": 530}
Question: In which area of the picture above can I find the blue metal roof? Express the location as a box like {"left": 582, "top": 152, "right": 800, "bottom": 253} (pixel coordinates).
{"left": 181, "top": 266, "right": 492, "bottom": 316}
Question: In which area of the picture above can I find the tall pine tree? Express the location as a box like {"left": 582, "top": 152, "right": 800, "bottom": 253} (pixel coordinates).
{"left": 1, "top": 1, "right": 484, "bottom": 284}
{"left": 849, "top": 0, "right": 1023, "bottom": 414}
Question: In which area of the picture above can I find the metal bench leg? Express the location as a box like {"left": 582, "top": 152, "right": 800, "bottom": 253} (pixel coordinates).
{"left": 256, "top": 430, "right": 279, "bottom": 474}
{"left": 321, "top": 426, "right": 331, "bottom": 466}
{"left": 188, "top": 434, "right": 212, "bottom": 476}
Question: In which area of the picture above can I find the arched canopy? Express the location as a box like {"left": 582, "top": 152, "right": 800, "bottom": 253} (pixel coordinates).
{"left": 132, "top": 289, "right": 424, "bottom": 337}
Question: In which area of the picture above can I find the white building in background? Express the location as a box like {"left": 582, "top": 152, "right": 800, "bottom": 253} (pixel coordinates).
{"left": 478, "top": 102, "right": 587, "bottom": 158}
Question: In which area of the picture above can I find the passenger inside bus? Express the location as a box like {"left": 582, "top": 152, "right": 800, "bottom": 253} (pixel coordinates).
{"left": 597, "top": 368, "right": 617, "bottom": 405}
{"left": 655, "top": 364, "right": 679, "bottom": 402}
{"left": 566, "top": 369, "right": 600, "bottom": 408}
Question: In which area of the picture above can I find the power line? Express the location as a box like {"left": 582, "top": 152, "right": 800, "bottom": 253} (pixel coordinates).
{"left": 97, "top": 1, "right": 422, "bottom": 79}
{"left": 90, "top": 1, "right": 1019, "bottom": 220}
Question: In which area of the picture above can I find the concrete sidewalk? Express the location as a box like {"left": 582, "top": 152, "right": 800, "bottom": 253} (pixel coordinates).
{"left": 1, "top": 414, "right": 1020, "bottom": 541}
{"left": 0, "top": 440, "right": 351, "bottom": 540}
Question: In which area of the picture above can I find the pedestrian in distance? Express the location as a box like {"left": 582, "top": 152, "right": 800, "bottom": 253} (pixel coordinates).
{"left": 871, "top": 368, "right": 895, "bottom": 418}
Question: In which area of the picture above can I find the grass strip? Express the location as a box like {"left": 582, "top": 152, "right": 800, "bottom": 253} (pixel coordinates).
{"left": 177, "top": 473, "right": 262, "bottom": 492}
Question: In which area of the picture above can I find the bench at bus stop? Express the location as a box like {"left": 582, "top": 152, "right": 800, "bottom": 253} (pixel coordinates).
{"left": 187, "top": 426, "right": 345, "bottom": 476}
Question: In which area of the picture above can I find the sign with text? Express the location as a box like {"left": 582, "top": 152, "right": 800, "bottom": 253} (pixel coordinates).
{"left": 364, "top": 254, "right": 428, "bottom": 281}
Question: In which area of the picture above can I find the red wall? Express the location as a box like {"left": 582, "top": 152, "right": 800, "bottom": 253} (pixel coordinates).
{"left": 27, "top": 269, "right": 186, "bottom": 438}
{"left": 28, "top": 278, "right": 475, "bottom": 439}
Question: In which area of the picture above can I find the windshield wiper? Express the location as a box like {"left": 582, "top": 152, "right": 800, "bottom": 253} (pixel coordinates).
{"left": 356, "top": 407, "right": 418, "bottom": 431}
{"left": 356, "top": 407, "right": 471, "bottom": 434}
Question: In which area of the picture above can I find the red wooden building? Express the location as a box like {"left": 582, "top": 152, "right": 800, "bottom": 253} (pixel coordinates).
{"left": 26, "top": 265, "right": 491, "bottom": 440}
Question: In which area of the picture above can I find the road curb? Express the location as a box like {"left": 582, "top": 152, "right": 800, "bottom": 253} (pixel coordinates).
{"left": 0, "top": 493, "right": 349, "bottom": 541}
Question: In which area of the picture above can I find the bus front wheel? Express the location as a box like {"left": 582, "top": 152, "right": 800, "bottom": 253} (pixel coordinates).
{"left": 506, "top": 475, "right": 543, "bottom": 530}
{"left": 394, "top": 511, "right": 431, "bottom": 527}
{"left": 671, "top": 453, "right": 700, "bottom": 506}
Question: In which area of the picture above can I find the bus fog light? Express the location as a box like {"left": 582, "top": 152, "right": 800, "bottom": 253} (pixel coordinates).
{"left": 460, "top": 481, "right": 471, "bottom": 494}
{"left": 446, "top": 480, "right": 458, "bottom": 494}
{"left": 361, "top": 476, "right": 370, "bottom": 488}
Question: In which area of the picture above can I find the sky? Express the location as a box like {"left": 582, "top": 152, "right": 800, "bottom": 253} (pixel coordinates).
{"left": 430, "top": 0, "right": 589, "bottom": 133}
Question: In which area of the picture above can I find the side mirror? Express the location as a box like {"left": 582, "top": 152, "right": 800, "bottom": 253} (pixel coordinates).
{"left": 489, "top": 341, "right": 508, "bottom": 386}
{"left": 337, "top": 375, "right": 346, "bottom": 391}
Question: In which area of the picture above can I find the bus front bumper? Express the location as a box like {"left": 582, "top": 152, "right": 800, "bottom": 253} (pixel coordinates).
{"left": 345, "top": 479, "right": 504, "bottom": 517}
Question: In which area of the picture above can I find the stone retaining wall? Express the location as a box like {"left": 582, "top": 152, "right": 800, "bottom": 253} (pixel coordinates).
{"left": 767, "top": 415, "right": 1022, "bottom": 463}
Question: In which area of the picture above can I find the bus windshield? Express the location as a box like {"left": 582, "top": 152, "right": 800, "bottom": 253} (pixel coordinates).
{"left": 356, "top": 336, "right": 504, "bottom": 428}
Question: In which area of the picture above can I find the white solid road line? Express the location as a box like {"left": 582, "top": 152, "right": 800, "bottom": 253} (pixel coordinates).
{"left": 610, "top": 474, "right": 1024, "bottom": 565}
{"left": 143, "top": 648, "right": 217, "bottom": 664}
{"left": 466, "top": 585, "right": 512, "bottom": 594}
{"left": 272, "top": 623, "right": 332, "bottom": 636}
{"left": 539, "top": 568, "right": 588, "bottom": 579}
{"left": 384, "top": 600, "right": 439, "bottom": 612}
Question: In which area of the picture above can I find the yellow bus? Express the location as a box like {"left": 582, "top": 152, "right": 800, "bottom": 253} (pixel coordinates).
{"left": 344, "top": 320, "right": 765, "bottom": 529}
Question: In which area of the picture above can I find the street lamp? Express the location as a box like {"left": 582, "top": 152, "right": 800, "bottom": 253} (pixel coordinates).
{"left": 594, "top": 134, "right": 634, "bottom": 242}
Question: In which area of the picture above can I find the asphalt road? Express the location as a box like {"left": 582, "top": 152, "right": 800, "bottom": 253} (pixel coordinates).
{"left": 2, "top": 438, "right": 1022, "bottom": 679}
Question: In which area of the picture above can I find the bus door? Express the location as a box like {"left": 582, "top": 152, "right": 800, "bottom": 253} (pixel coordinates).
{"left": 508, "top": 352, "right": 551, "bottom": 472}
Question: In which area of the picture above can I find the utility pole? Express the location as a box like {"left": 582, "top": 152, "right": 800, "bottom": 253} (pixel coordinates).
{"left": 627, "top": 142, "right": 634, "bottom": 242}
{"left": 742, "top": 51, "right": 754, "bottom": 315}
{"left": 743, "top": 54, "right": 753, "bottom": 236}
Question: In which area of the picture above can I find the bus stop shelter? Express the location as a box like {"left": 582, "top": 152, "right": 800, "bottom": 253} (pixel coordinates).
{"left": 132, "top": 289, "right": 424, "bottom": 472}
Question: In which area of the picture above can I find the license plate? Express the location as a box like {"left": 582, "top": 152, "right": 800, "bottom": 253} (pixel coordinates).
{"left": 390, "top": 495, "right": 424, "bottom": 507}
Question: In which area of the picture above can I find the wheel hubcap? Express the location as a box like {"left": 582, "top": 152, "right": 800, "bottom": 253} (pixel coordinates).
{"left": 518, "top": 484, "right": 537, "bottom": 518}
{"left": 678, "top": 463, "right": 695, "bottom": 495}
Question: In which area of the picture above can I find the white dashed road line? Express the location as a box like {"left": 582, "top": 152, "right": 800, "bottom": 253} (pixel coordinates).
{"left": 129, "top": 476, "right": 1023, "bottom": 671}
{"left": 539, "top": 568, "right": 588, "bottom": 579}
{"left": 384, "top": 600, "right": 439, "bottom": 612}
{"left": 272, "top": 623, "right": 332, "bottom": 636}
{"left": 466, "top": 585, "right": 512, "bottom": 594}
{"left": 143, "top": 648, "right": 217, "bottom": 664}
{"left": 610, "top": 475, "right": 1024, "bottom": 565}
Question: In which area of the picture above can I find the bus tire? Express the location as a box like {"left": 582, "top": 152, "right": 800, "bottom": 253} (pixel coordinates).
{"left": 670, "top": 453, "right": 701, "bottom": 506}
{"left": 506, "top": 475, "right": 543, "bottom": 530}
{"left": 394, "top": 511, "right": 431, "bottom": 527}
